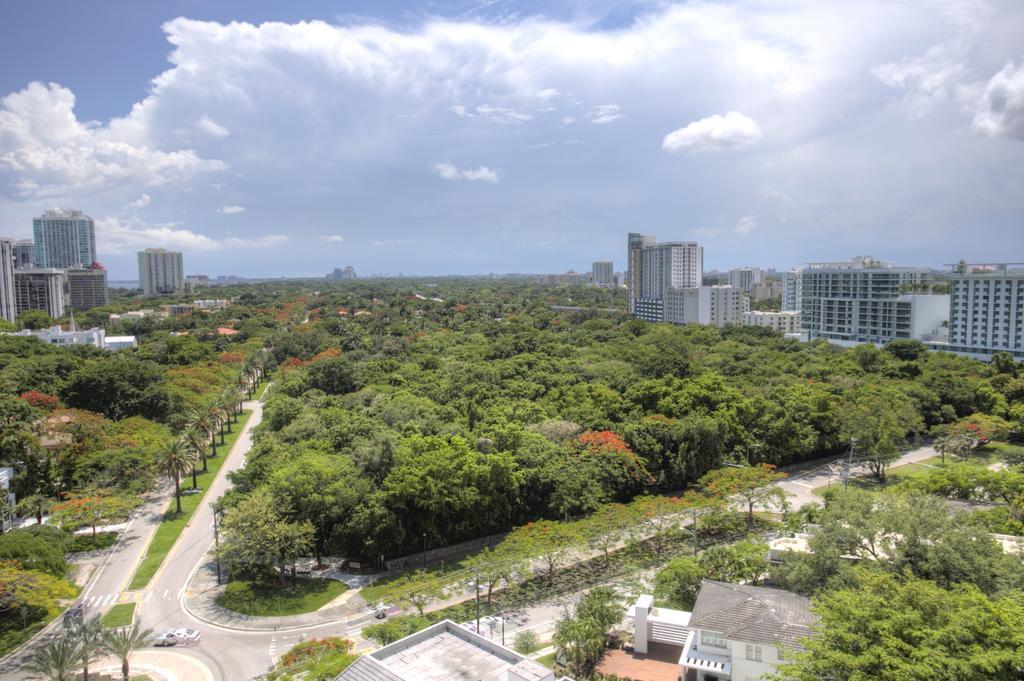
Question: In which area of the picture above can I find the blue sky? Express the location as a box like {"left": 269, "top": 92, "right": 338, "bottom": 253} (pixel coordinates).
{"left": 1, "top": 0, "right": 1022, "bottom": 279}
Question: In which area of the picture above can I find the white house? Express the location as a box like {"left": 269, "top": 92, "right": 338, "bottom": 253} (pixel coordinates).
{"left": 632, "top": 580, "right": 816, "bottom": 680}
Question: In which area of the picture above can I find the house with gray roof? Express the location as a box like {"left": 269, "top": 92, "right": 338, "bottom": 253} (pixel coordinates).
{"left": 631, "top": 580, "right": 817, "bottom": 681}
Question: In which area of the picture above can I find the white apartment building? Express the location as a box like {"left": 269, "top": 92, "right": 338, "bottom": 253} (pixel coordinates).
{"left": 0, "top": 238, "right": 15, "bottom": 323}
{"left": 193, "top": 299, "right": 231, "bottom": 310}
{"left": 781, "top": 269, "right": 802, "bottom": 312}
{"left": 801, "top": 257, "right": 948, "bottom": 346}
{"left": 680, "top": 285, "right": 745, "bottom": 327}
{"left": 744, "top": 310, "right": 802, "bottom": 333}
{"left": 631, "top": 581, "right": 816, "bottom": 681}
{"left": 2, "top": 324, "right": 137, "bottom": 350}
{"left": 627, "top": 233, "right": 702, "bottom": 322}
{"left": 930, "top": 262, "right": 1024, "bottom": 360}
{"left": 728, "top": 267, "right": 762, "bottom": 294}
{"left": 0, "top": 467, "right": 13, "bottom": 532}
{"left": 12, "top": 239, "right": 34, "bottom": 269}
{"left": 138, "top": 248, "right": 184, "bottom": 296}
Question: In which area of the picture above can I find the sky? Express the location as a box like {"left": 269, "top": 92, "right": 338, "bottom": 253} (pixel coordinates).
{"left": 1, "top": 0, "right": 1023, "bottom": 279}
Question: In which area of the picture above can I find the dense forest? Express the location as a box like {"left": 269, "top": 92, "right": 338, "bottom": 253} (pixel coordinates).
{"left": 223, "top": 280, "right": 1021, "bottom": 563}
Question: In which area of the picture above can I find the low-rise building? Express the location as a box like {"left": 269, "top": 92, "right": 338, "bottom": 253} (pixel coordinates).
{"left": 161, "top": 303, "right": 196, "bottom": 316}
{"left": 744, "top": 310, "right": 802, "bottom": 333}
{"left": 335, "top": 619, "right": 571, "bottom": 681}
{"left": 193, "top": 299, "right": 230, "bottom": 310}
{"left": 628, "top": 581, "right": 816, "bottom": 681}
{"left": 2, "top": 325, "right": 136, "bottom": 350}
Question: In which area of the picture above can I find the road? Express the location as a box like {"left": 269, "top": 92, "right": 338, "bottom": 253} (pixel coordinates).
{"left": 777, "top": 443, "right": 940, "bottom": 507}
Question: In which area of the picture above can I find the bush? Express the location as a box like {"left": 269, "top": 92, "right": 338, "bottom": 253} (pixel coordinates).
{"left": 513, "top": 630, "right": 540, "bottom": 654}
{"left": 362, "top": 615, "right": 431, "bottom": 646}
{"left": 0, "top": 531, "right": 68, "bottom": 576}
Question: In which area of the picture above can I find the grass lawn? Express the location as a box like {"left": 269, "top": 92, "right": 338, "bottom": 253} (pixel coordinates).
{"left": 810, "top": 454, "right": 951, "bottom": 497}
{"left": 252, "top": 378, "right": 271, "bottom": 401}
{"left": 536, "top": 652, "right": 557, "bottom": 669}
{"left": 359, "top": 557, "right": 469, "bottom": 605}
{"left": 101, "top": 603, "right": 136, "bottom": 628}
{"left": 216, "top": 578, "right": 348, "bottom": 616}
{"left": 127, "top": 409, "right": 252, "bottom": 591}
{"left": 68, "top": 531, "right": 119, "bottom": 554}
{"left": 981, "top": 441, "right": 1024, "bottom": 462}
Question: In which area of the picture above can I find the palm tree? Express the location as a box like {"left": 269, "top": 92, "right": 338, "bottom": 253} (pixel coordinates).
{"left": 212, "top": 404, "right": 229, "bottom": 445}
{"left": 25, "top": 637, "right": 81, "bottom": 681}
{"left": 183, "top": 424, "right": 209, "bottom": 474}
{"left": 102, "top": 623, "right": 153, "bottom": 681}
{"left": 216, "top": 392, "right": 234, "bottom": 434}
{"left": 190, "top": 408, "right": 217, "bottom": 458}
{"left": 68, "top": 616, "right": 105, "bottom": 681}
{"left": 16, "top": 494, "right": 54, "bottom": 525}
{"left": 159, "top": 438, "right": 198, "bottom": 514}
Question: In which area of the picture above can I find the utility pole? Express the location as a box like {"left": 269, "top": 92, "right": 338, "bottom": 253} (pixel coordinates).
{"left": 471, "top": 568, "right": 481, "bottom": 635}
{"left": 421, "top": 532, "right": 427, "bottom": 569}
{"left": 843, "top": 438, "right": 857, "bottom": 490}
{"left": 213, "top": 509, "right": 222, "bottom": 585}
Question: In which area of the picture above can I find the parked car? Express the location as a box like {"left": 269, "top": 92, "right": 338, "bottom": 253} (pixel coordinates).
{"left": 154, "top": 628, "right": 201, "bottom": 647}
{"left": 63, "top": 604, "right": 87, "bottom": 628}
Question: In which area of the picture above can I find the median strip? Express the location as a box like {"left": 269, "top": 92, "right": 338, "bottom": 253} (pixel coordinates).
{"left": 127, "top": 408, "right": 254, "bottom": 591}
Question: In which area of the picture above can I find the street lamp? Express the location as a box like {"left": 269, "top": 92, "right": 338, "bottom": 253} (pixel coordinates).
{"left": 421, "top": 532, "right": 427, "bottom": 569}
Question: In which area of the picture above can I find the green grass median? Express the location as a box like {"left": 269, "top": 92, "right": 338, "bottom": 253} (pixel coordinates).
{"left": 216, "top": 578, "right": 348, "bottom": 616}
{"left": 127, "top": 409, "right": 252, "bottom": 591}
{"left": 101, "top": 603, "right": 136, "bottom": 628}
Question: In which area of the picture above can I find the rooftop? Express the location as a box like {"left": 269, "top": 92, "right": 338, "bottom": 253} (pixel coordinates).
{"left": 689, "top": 580, "right": 817, "bottom": 651}
{"left": 337, "top": 620, "right": 566, "bottom": 681}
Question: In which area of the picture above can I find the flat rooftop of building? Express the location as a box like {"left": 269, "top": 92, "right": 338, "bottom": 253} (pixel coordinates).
{"left": 338, "top": 620, "right": 558, "bottom": 681}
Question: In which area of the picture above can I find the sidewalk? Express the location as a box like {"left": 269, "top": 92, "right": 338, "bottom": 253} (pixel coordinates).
{"left": 182, "top": 553, "right": 372, "bottom": 631}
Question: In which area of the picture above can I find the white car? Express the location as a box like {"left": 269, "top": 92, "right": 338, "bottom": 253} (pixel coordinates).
{"left": 154, "top": 628, "right": 201, "bottom": 647}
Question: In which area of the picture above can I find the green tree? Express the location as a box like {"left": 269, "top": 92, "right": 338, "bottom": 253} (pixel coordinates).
{"left": 102, "top": 622, "right": 154, "bottom": 681}
{"left": 698, "top": 539, "right": 769, "bottom": 584}
{"left": 774, "top": 570, "right": 1024, "bottom": 681}
{"left": 68, "top": 615, "right": 105, "bottom": 681}
{"left": 158, "top": 438, "right": 197, "bottom": 514}
{"left": 217, "top": 487, "right": 314, "bottom": 584}
{"left": 49, "top": 494, "right": 133, "bottom": 545}
{"left": 841, "top": 387, "right": 922, "bottom": 481}
{"left": 17, "top": 310, "right": 54, "bottom": 331}
{"left": 501, "top": 519, "right": 580, "bottom": 585}
{"left": 0, "top": 531, "right": 67, "bottom": 576}
{"left": 24, "top": 637, "right": 81, "bottom": 681}
{"left": 699, "top": 464, "right": 787, "bottom": 525}
{"left": 61, "top": 356, "right": 170, "bottom": 421}
{"left": 654, "top": 555, "right": 703, "bottom": 610}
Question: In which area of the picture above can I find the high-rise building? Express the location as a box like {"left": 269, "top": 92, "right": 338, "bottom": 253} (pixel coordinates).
{"left": 0, "top": 238, "right": 15, "bottom": 323}
{"left": 627, "top": 233, "right": 702, "bottom": 322}
{"left": 66, "top": 265, "right": 109, "bottom": 311}
{"left": 138, "top": 249, "right": 184, "bottom": 296}
{"left": 728, "top": 267, "right": 763, "bottom": 293}
{"left": 32, "top": 209, "right": 96, "bottom": 268}
{"left": 592, "top": 261, "right": 614, "bottom": 287}
{"left": 781, "top": 269, "right": 803, "bottom": 312}
{"left": 185, "top": 274, "right": 210, "bottom": 289}
{"left": 327, "top": 266, "right": 357, "bottom": 281}
{"left": 12, "top": 240, "right": 34, "bottom": 269}
{"left": 931, "top": 262, "right": 1024, "bottom": 360}
{"left": 14, "top": 268, "right": 66, "bottom": 319}
{"left": 801, "top": 256, "right": 948, "bottom": 346}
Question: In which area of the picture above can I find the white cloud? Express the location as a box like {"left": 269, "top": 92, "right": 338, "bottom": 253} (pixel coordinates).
{"left": 587, "top": 104, "right": 622, "bottom": 124}
{"left": 217, "top": 205, "right": 246, "bottom": 214}
{"left": 735, "top": 214, "right": 758, "bottom": 236}
{"left": 123, "top": 193, "right": 151, "bottom": 211}
{"left": 561, "top": 116, "right": 575, "bottom": 125}
{"left": 432, "top": 162, "right": 499, "bottom": 183}
{"left": 474, "top": 105, "right": 533, "bottom": 123}
{"left": 972, "top": 60, "right": 1024, "bottom": 139}
{"left": 450, "top": 105, "right": 472, "bottom": 118}
{"left": 0, "top": 81, "right": 224, "bottom": 199}
{"left": 373, "top": 239, "right": 410, "bottom": 247}
{"left": 197, "top": 115, "right": 230, "bottom": 138}
{"left": 536, "top": 88, "right": 560, "bottom": 100}
{"left": 318, "top": 234, "right": 345, "bottom": 242}
{"left": 97, "top": 216, "right": 286, "bottom": 254}
{"left": 662, "top": 112, "right": 763, "bottom": 153}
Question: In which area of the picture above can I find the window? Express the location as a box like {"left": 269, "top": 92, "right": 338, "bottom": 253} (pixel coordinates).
{"left": 746, "top": 644, "right": 763, "bottom": 661}
{"left": 700, "top": 631, "right": 727, "bottom": 649}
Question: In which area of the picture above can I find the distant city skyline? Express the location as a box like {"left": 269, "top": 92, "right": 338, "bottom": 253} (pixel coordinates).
{"left": 1, "top": 1, "right": 1022, "bottom": 279}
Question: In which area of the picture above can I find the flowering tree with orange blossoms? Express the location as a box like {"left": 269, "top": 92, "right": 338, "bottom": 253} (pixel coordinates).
{"left": 698, "top": 464, "right": 786, "bottom": 525}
